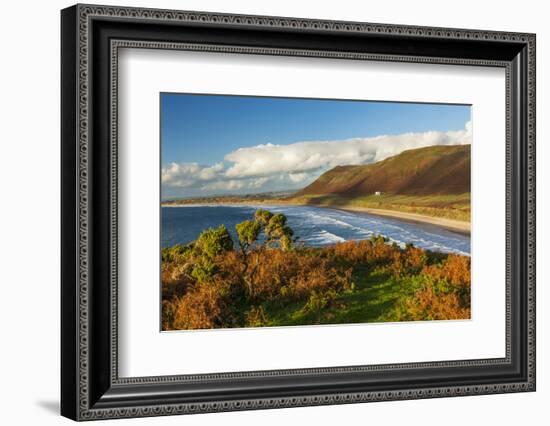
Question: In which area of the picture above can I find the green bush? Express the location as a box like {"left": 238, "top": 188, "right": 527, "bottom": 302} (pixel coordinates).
{"left": 194, "top": 225, "right": 233, "bottom": 259}
{"left": 236, "top": 220, "right": 261, "bottom": 253}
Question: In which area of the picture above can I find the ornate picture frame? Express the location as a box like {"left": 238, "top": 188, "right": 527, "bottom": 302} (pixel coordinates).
{"left": 61, "top": 4, "right": 535, "bottom": 421}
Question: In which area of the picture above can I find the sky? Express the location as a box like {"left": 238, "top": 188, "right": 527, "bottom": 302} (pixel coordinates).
{"left": 161, "top": 93, "right": 471, "bottom": 199}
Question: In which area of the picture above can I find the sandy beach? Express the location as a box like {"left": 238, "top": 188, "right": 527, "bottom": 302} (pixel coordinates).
{"left": 334, "top": 205, "right": 470, "bottom": 235}
{"left": 162, "top": 201, "right": 470, "bottom": 235}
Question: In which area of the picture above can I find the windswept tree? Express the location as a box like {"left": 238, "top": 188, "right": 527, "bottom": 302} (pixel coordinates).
{"left": 254, "top": 209, "right": 273, "bottom": 226}
{"left": 234, "top": 209, "right": 294, "bottom": 298}
{"left": 264, "top": 213, "right": 294, "bottom": 251}
{"left": 235, "top": 209, "right": 294, "bottom": 251}
{"left": 235, "top": 219, "right": 261, "bottom": 297}
{"left": 235, "top": 220, "right": 261, "bottom": 255}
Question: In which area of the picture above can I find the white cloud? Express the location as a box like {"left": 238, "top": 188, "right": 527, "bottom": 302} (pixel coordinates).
{"left": 161, "top": 121, "right": 471, "bottom": 196}
{"left": 288, "top": 172, "right": 310, "bottom": 183}
{"left": 202, "top": 177, "right": 269, "bottom": 192}
{"left": 161, "top": 162, "right": 224, "bottom": 188}
{"left": 224, "top": 122, "right": 472, "bottom": 179}
{"left": 202, "top": 180, "right": 245, "bottom": 191}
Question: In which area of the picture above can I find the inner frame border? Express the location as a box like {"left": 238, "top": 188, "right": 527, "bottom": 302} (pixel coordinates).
{"left": 111, "top": 41, "right": 510, "bottom": 384}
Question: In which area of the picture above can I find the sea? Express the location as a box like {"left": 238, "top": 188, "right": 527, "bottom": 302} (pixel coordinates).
{"left": 161, "top": 205, "right": 470, "bottom": 255}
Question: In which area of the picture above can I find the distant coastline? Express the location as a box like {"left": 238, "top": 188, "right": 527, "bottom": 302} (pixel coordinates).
{"left": 162, "top": 144, "right": 471, "bottom": 234}
{"left": 161, "top": 199, "right": 470, "bottom": 235}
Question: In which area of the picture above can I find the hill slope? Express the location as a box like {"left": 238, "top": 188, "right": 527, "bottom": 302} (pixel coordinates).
{"left": 296, "top": 144, "right": 471, "bottom": 197}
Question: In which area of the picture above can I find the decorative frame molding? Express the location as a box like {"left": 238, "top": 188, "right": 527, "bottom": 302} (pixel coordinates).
{"left": 61, "top": 4, "right": 535, "bottom": 421}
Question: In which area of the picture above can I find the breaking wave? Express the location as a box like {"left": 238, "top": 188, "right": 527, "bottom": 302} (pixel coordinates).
{"left": 162, "top": 204, "right": 470, "bottom": 255}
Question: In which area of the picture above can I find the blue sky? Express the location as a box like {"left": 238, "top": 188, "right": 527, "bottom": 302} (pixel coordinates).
{"left": 161, "top": 93, "right": 471, "bottom": 199}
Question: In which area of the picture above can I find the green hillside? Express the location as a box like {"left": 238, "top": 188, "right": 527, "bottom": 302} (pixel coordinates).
{"left": 296, "top": 144, "right": 470, "bottom": 197}
{"left": 291, "top": 145, "right": 471, "bottom": 222}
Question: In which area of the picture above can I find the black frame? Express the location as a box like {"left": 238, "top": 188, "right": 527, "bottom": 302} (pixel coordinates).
{"left": 61, "top": 4, "right": 536, "bottom": 421}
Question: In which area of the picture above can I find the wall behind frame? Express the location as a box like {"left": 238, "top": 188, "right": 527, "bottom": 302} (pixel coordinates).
{"left": 0, "top": 0, "right": 546, "bottom": 425}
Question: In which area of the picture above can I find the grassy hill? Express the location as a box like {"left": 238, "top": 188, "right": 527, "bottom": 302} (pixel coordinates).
{"left": 296, "top": 144, "right": 470, "bottom": 197}
{"left": 163, "top": 145, "right": 472, "bottom": 223}
{"left": 291, "top": 145, "right": 471, "bottom": 222}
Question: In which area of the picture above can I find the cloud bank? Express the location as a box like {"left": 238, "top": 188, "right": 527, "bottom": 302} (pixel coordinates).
{"left": 162, "top": 121, "right": 471, "bottom": 196}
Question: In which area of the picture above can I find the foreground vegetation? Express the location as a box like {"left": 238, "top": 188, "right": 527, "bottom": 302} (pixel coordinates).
{"left": 162, "top": 210, "right": 471, "bottom": 330}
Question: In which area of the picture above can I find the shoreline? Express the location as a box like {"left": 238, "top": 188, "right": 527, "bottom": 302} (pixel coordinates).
{"left": 162, "top": 201, "right": 470, "bottom": 236}
{"left": 332, "top": 205, "right": 470, "bottom": 235}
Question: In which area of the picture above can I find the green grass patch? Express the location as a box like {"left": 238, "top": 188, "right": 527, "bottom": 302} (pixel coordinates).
{"left": 260, "top": 268, "right": 424, "bottom": 326}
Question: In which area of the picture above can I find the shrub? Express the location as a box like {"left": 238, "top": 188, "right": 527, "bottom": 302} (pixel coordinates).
{"left": 191, "top": 258, "right": 218, "bottom": 283}
{"left": 388, "top": 282, "right": 470, "bottom": 321}
{"left": 161, "top": 211, "right": 471, "bottom": 330}
{"left": 161, "top": 243, "right": 192, "bottom": 263}
{"left": 245, "top": 305, "right": 270, "bottom": 327}
{"left": 194, "top": 225, "right": 233, "bottom": 259}
{"left": 327, "top": 238, "right": 397, "bottom": 267}
{"left": 385, "top": 253, "right": 471, "bottom": 322}
{"left": 171, "top": 280, "right": 239, "bottom": 330}
{"left": 422, "top": 254, "right": 471, "bottom": 287}
{"left": 162, "top": 300, "right": 177, "bottom": 330}
{"left": 301, "top": 290, "right": 338, "bottom": 324}
{"left": 390, "top": 245, "right": 428, "bottom": 278}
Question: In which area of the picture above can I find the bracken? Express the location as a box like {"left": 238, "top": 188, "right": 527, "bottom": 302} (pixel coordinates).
{"left": 161, "top": 210, "right": 471, "bottom": 330}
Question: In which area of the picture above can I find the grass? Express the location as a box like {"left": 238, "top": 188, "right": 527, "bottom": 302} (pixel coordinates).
{"left": 260, "top": 268, "right": 420, "bottom": 326}
{"left": 289, "top": 193, "right": 471, "bottom": 222}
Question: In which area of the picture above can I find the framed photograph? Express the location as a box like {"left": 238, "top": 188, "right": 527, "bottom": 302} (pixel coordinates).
{"left": 61, "top": 4, "right": 536, "bottom": 421}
